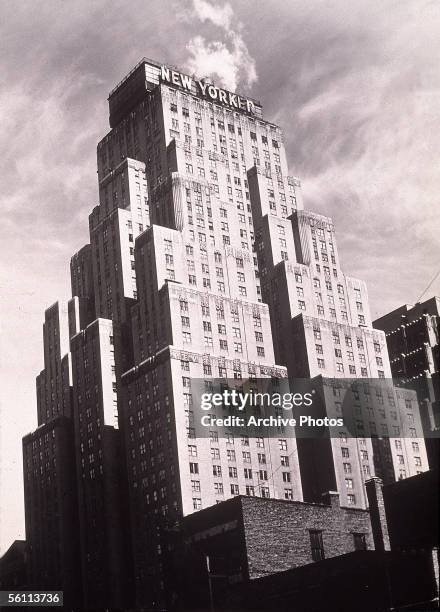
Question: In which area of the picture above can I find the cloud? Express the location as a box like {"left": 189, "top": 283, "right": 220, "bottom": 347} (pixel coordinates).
{"left": 1, "top": 0, "right": 440, "bottom": 554}
{"left": 192, "top": 0, "right": 233, "bottom": 29}
{"left": 184, "top": 0, "right": 257, "bottom": 91}
{"left": 240, "top": 0, "right": 440, "bottom": 316}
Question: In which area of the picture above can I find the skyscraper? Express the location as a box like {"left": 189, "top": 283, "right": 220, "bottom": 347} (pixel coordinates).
{"left": 22, "top": 57, "right": 429, "bottom": 611}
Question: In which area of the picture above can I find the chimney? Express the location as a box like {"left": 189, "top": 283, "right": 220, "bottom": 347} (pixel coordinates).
{"left": 322, "top": 491, "right": 340, "bottom": 509}
{"left": 365, "top": 478, "right": 390, "bottom": 551}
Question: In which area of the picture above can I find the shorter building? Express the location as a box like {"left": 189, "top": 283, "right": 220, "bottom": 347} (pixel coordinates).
{"left": 0, "top": 541, "right": 27, "bottom": 590}
{"left": 367, "top": 470, "right": 439, "bottom": 552}
{"left": 374, "top": 296, "right": 440, "bottom": 468}
{"left": 175, "top": 492, "right": 373, "bottom": 610}
{"left": 174, "top": 473, "right": 439, "bottom": 611}
{"left": 244, "top": 549, "right": 438, "bottom": 612}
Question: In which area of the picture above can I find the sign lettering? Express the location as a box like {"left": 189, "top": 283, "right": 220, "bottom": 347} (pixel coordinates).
{"left": 160, "top": 65, "right": 256, "bottom": 115}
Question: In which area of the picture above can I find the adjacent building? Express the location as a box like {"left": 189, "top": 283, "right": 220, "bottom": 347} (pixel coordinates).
{"left": 0, "top": 541, "right": 28, "bottom": 591}
{"left": 374, "top": 296, "right": 440, "bottom": 468}
{"left": 178, "top": 491, "right": 373, "bottom": 609}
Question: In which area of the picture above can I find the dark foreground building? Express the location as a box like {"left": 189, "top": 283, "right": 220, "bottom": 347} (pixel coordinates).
{"left": 177, "top": 492, "right": 373, "bottom": 609}
{"left": 0, "top": 540, "right": 27, "bottom": 590}
{"left": 175, "top": 474, "right": 439, "bottom": 611}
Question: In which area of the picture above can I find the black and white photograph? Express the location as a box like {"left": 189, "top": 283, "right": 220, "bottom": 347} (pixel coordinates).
{"left": 0, "top": 1, "right": 439, "bottom": 610}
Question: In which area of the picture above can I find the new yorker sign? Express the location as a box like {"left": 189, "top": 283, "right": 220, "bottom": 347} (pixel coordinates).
{"left": 160, "top": 65, "right": 257, "bottom": 115}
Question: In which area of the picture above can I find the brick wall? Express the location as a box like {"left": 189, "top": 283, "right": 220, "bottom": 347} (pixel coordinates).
{"left": 240, "top": 494, "right": 373, "bottom": 578}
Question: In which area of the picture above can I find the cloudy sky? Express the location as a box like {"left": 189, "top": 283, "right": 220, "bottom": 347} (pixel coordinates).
{"left": 0, "top": 0, "right": 439, "bottom": 552}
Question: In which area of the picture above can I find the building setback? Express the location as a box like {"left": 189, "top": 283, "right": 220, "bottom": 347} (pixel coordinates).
{"left": 70, "top": 318, "right": 133, "bottom": 610}
{"left": 22, "top": 302, "right": 81, "bottom": 608}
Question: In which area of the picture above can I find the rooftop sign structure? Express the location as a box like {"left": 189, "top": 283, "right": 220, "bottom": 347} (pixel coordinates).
{"left": 159, "top": 65, "right": 257, "bottom": 115}
{"left": 108, "top": 58, "right": 261, "bottom": 127}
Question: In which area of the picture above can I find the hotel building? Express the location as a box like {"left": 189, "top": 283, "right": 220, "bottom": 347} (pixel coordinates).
{"left": 22, "top": 57, "right": 429, "bottom": 610}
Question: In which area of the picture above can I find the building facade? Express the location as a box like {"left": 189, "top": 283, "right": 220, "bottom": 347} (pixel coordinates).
{"left": 101, "top": 59, "right": 303, "bottom": 608}
{"left": 21, "top": 57, "right": 430, "bottom": 611}
{"left": 374, "top": 296, "right": 440, "bottom": 468}
{"left": 22, "top": 302, "right": 81, "bottom": 608}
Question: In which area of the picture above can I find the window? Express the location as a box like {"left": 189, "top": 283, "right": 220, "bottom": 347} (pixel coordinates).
{"left": 345, "top": 478, "right": 354, "bottom": 489}
{"left": 212, "top": 465, "right": 222, "bottom": 477}
{"left": 189, "top": 462, "right": 199, "bottom": 474}
{"left": 317, "top": 358, "right": 325, "bottom": 369}
{"left": 347, "top": 494, "right": 356, "bottom": 505}
{"left": 279, "top": 439, "right": 287, "bottom": 451}
{"left": 230, "top": 484, "right": 239, "bottom": 495}
{"left": 341, "top": 447, "right": 349, "bottom": 458}
{"left": 353, "top": 533, "right": 367, "bottom": 551}
{"left": 193, "top": 498, "right": 202, "bottom": 510}
{"left": 182, "top": 376, "right": 191, "bottom": 388}
{"left": 309, "top": 530, "right": 325, "bottom": 561}
{"left": 191, "top": 480, "right": 201, "bottom": 492}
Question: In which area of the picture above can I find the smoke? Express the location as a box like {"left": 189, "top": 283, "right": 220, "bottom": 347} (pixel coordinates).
{"left": 184, "top": 0, "right": 257, "bottom": 91}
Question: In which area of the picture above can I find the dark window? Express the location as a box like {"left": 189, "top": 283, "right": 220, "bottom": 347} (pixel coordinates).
{"left": 353, "top": 533, "right": 366, "bottom": 551}
{"left": 309, "top": 530, "right": 325, "bottom": 561}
